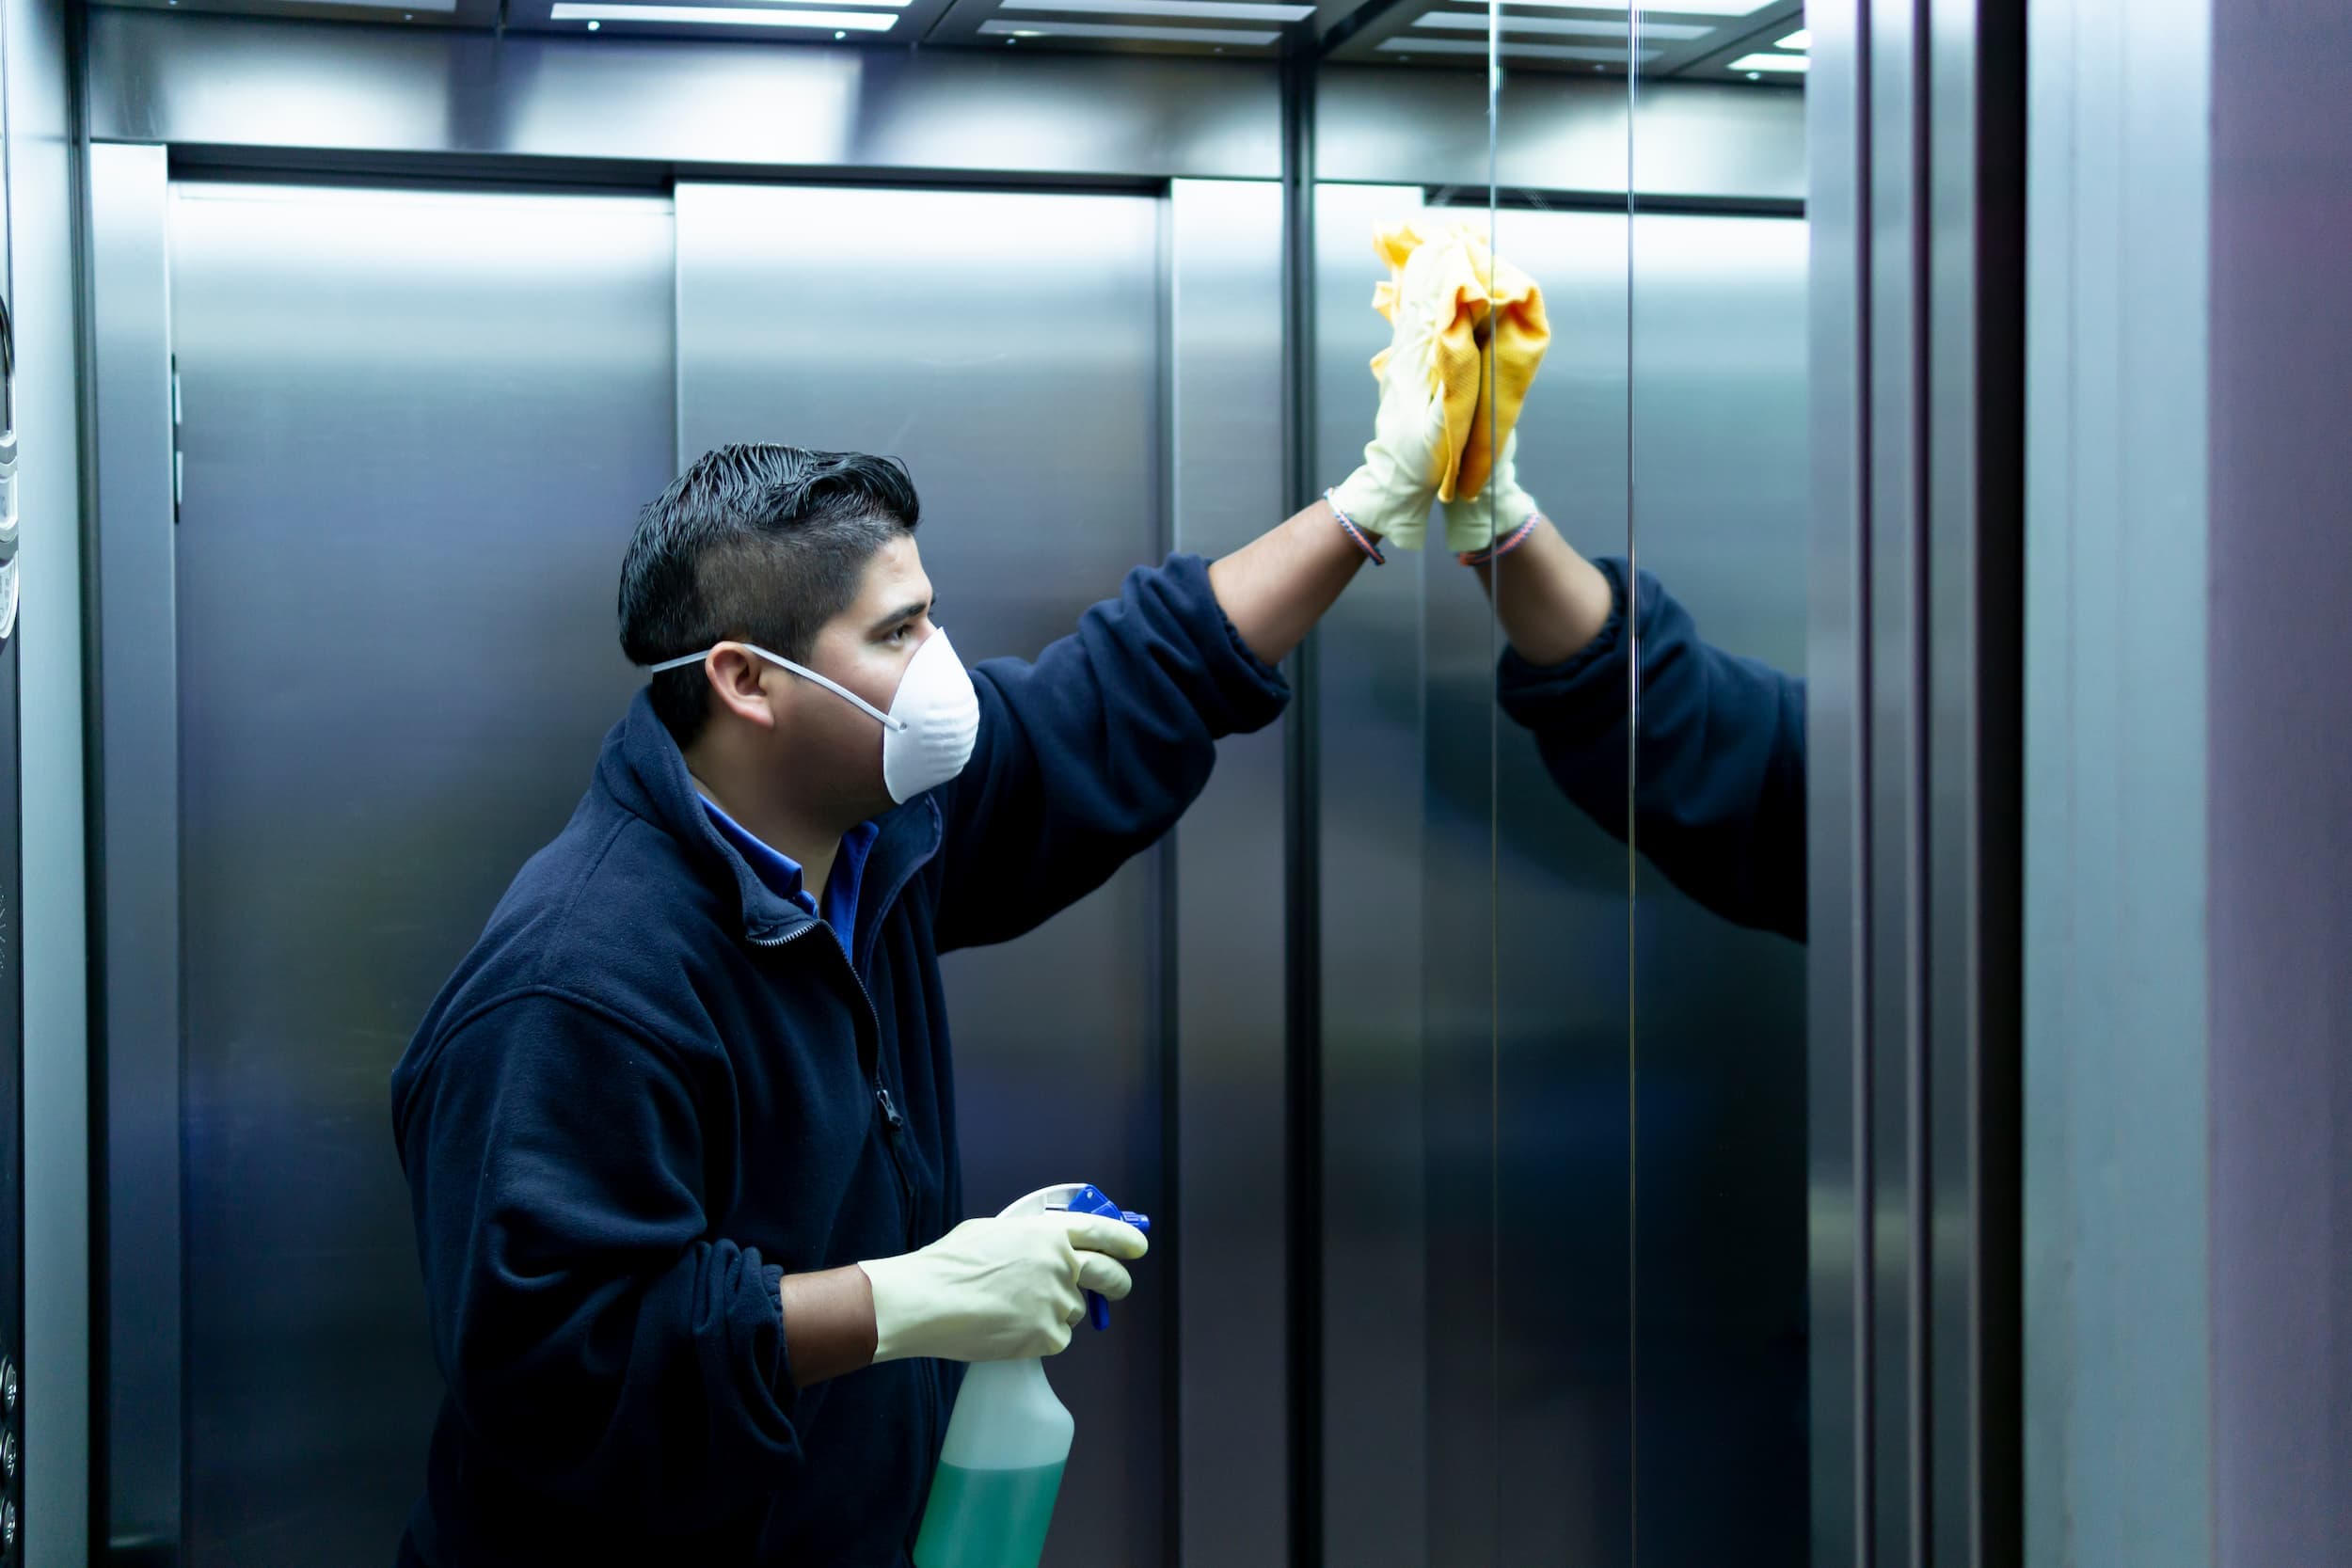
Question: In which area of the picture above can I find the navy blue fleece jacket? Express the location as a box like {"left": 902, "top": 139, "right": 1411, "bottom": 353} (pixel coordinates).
{"left": 389, "top": 554, "right": 1288, "bottom": 1567}
{"left": 1496, "top": 557, "right": 1809, "bottom": 942}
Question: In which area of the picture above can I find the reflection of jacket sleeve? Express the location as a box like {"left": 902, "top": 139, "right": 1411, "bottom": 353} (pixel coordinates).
{"left": 931, "top": 553, "right": 1292, "bottom": 952}
{"left": 1496, "top": 557, "right": 1808, "bottom": 942}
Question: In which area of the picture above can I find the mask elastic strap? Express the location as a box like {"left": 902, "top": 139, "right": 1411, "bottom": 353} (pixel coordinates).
{"left": 647, "top": 642, "right": 909, "bottom": 733}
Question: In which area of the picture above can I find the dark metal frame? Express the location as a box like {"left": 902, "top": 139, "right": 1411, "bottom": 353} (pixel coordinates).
{"left": 1276, "top": 46, "right": 1324, "bottom": 1568}
{"left": 1807, "top": 1, "right": 2024, "bottom": 1563}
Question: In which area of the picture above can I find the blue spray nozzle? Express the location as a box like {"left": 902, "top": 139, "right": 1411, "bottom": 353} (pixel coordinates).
{"left": 1054, "top": 1184, "right": 1151, "bottom": 1332}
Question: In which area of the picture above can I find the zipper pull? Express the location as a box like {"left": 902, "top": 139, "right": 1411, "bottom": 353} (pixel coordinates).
{"left": 876, "top": 1083, "right": 905, "bottom": 1131}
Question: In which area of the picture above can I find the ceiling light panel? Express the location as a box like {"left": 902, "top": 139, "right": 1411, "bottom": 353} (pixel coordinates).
{"left": 551, "top": 3, "right": 898, "bottom": 24}
{"left": 1530, "top": 0, "right": 1768, "bottom": 13}
{"left": 1777, "top": 26, "right": 1809, "bottom": 46}
{"left": 999, "top": 0, "right": 1311, "bottom": 18}
{"left": 1726, "top": 50, "right": 1807, "bottom": 70}
{"left": 1413, "top": 10, "right": 1710, "bottom": 39}
{"left": 977, "top": 16, "right": 1276, "bottom": 40}
{"left": 1378, "top": 35, "right": 1661, "bottom": 59}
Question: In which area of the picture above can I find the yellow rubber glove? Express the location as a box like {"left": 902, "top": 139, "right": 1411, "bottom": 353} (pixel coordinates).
{"left": 1445, "top": 233, "right": 1549, "bottom": 506}
{"left": 859, "top": 1211, "right": 1148, "bottom": 1364}
{"left": 1444, "top": 429, "right": 1542, "bottom": 557}
{"left": 1332, "top": 224, "right": 1551, "bottom": 549}
{"left": 1327, "top": 232, "right": 1460, "bottom": 550}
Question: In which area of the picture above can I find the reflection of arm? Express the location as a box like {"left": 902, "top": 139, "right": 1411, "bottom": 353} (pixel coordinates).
{"left": 1488, "top": 546, "right": 1808, "bottom": 942}
{"left": 1473, "top": 517, "right": 1615, "bottom": 665}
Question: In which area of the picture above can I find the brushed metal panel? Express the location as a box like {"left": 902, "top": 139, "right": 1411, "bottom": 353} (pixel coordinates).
{"left": 87, "top": 10, "right": 1282, "bottom": 182}
{"left": 9, "top": 0, "right": 98, "bottom": 1559}
{"left": 1167, "top": 176, "right": 1290, "bottom": 1568}
{"left": 88, "top": 140, "right": 184, "bottom": 1563}
{"left": 167, "top": 182, "right": 676, "bottom": 1568}
{"left": 1804, "top": 6, "right": 1866, "bottom": 1560}
{"left": 1863, "top": 4, "right": 1925, "bottom": 1552}
{"left": 1478, "top": 203, "right": 1637, "bottom": 1568}
{"left": 674, "top": 181, "right": 1169, "bottom": 1567}
{"left": 2203, "top": 1, "right": 2352, "bottom": 1561}
{"left": 2022, "top": 0, "right": 2216, "bottom": 1560}
{"left": 1308, "top": 180, "right": 1430, "bottom": 1568}
{"left": 1319, "top": 66, "right": 1804, "bottom": 201}
{"left": 1624, "top": 212, "right": 1811, "bottom": 1566}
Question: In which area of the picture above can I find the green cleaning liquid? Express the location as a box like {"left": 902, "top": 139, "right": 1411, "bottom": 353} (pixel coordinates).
{"left": 913, "top": 1187, "right": 1151, "bottom": 1568}
{"left": 912, "top": 1459, "right": 1068, "bottom": 1568}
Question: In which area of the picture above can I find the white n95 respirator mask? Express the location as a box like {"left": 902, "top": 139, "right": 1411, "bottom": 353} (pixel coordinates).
{"left": 651, "top": 628, "right": 980, "bottom": 803}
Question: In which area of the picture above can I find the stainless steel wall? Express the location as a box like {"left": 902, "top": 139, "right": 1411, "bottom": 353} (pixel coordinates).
{"left": 673, "top": 180, "right": 1175, "bottom": 1566}
{"left": 88, "top": 141, "right": 183, "bottom": 1563}
{"left": 1310, "top": 180, "right": 1432, "bottom": 1568}
{"left": 1485, "top": 205, "right": 1635, "bottom": 1568}
{"left": 5, "top": 0, "right": 97, "bottom": 1560}
{"left": 85, "top": 9, "right": 1283, "bottom": 182}
{"left": 1310, "top": 197, "right": 1810, "bottom": 1568}
{"left": 72, "top": 33, "right": 1830, "bottom": 1567}
{"left": 1163, "top": 177, "right": 1292, "bottom": 1568}
{"left": 1627, "top": 212, "right": 1810, "bottom": 1565}
{"left": 166, "top": 182, "right": 677, "bottom": 1567}
{"left": 96, "top": 154, "right": 1298, "bottom": 1567}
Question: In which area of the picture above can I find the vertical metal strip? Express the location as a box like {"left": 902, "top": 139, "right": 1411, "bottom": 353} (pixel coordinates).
{"left": 1277, "top": 51, "right": 1324, "bottom": 1568}
{"left": 1806, "top": 0, "right": 1870, "bottom": 1561}
{"left": 69, "top": 11, "right": 112, "bottom": 1560}
{"left": 1622, "top": 24, "right": 1644, "bottom": 1567}
{"left": 1154, "top": 187, "right": 1184, "bottom": 1568}
{"left": 1829, "top": 1, "right": 2030, "bottom": 1564}
{"left": 1924, "top": 1, "right": 2026, "bottom": 1563}
{"left": 1904, "top": 1, "right": 1934, "bottom": 1560}
{"left": 1169, "top": 176, "right": 1291, "bottom": 1568}
{"left": 1866, "top": 1, "right": 1922, "bottom": 1560}
{"left": 86, "top": 140, "right": 180, "bottom": 1567}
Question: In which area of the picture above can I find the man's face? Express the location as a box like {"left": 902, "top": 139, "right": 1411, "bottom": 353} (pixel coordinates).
{"left": 775, "top": 534, "right": 939, "bottom": 815}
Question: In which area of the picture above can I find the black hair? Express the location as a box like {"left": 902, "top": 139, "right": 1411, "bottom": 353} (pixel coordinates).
{"left": 618, "top": 445, "right": 922, "bottom": 747}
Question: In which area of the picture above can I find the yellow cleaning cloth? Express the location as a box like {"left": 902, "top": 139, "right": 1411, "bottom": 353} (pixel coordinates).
{"left": 1369, "top": 222, "right": 1550, "bottom": 503}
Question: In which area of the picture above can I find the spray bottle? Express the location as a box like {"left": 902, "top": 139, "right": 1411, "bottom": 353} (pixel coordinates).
{"left": 912, "top": 1182, "right": 1152, "bottom": 1568}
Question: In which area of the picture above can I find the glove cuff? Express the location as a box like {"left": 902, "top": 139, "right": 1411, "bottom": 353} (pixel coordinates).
{"left": 1457, "top": 511, "right": 1542, "bottom": 566}
{"left": 1331, "top": 450, "right": 1435, "bottom": 552}
{"left": 856, "top": 1257, "right": 921, "bottom": 1364}
{"left": 1443, "top": 475, "right": 1539, "bottom": 554}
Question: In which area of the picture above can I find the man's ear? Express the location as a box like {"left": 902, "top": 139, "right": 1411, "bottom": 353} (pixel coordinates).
{"left": 702, "top": 644, "right": 780, "bottom": 731}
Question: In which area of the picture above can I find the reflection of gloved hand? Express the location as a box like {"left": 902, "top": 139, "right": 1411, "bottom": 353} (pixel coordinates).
{"left": 1444, "top": 429, "right": 1542, "bottom": 558}
{"left": 859, "top": 1212, "right": 1149, "bottom": 1364}
{"left": 1328, "top": 235, "right": 1464, "bottom": 551}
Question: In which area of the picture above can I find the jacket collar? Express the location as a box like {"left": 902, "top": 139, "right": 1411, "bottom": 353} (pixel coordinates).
{"left": 598, "top": 689, "right": 942, "bottom": 946}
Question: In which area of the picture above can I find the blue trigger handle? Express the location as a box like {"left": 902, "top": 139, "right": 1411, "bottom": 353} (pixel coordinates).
{"left": 1062, "top": 1183, "right": 1151, "bottom": 1332}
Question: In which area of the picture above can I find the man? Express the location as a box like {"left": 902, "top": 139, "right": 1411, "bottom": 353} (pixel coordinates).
{"left": 1445, "top": 435, "right": 1809, "bottom": 942}
{"left": 389, "top": 245, "right": 1475, "bottom": 1565}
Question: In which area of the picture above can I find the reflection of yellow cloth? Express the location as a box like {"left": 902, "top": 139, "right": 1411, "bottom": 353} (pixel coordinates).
{"left": 1369, "top": 222, "right": 1549, "bottom": 503}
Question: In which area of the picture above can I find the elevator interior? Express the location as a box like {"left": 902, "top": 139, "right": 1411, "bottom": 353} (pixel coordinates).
{"left": 73, "top": 5, "right": 1814, "bottom": 1565}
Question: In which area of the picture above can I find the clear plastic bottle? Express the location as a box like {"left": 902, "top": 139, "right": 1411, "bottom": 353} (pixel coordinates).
{"left": 912, "top": 1183, "right": 1149, "bottom": 1568}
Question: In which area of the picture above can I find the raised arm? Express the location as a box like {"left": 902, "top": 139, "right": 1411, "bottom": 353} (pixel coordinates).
{"left": 1471, "top": 491, "right": 1808, "bottom": 942}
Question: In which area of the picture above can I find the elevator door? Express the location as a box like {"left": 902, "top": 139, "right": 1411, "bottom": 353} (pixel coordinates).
{"left": 675, "top": 182, "right": 1171, "bottom": 1567}
{"left": 168, "top": 182, "right": 677, "bottom": 1568}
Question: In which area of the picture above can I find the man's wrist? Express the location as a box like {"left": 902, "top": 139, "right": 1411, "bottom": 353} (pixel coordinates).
{"left": 779, "top": 1264, "right": 880, "bottom": 1387}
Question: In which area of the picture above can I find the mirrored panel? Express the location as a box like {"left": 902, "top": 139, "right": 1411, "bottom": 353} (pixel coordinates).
{"left": 1482, "top": 59, "right": 1643, "bottom": 1568}
{"left": 1627, "top": 5, "right": 1812, "bottom": 1562}
{"left": 1314, "top": 15, "right": 1638, "bottom": 1565}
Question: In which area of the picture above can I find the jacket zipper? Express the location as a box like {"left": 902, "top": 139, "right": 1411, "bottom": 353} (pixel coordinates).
{"left": 753, "top": 919, "right": 922, "bottom": 1252}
